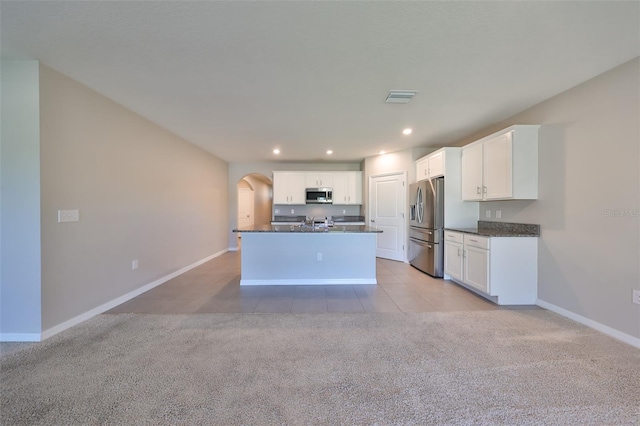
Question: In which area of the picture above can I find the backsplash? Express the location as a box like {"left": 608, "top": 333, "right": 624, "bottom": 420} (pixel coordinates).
{"left": 273, "top": 204, "right": 361, "bottom": 220}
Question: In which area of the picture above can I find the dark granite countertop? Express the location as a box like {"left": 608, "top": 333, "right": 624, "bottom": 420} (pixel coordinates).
{"left": 445, "top": 221, "right": 540, "bottom": 237}
{"left": 234, "top": 224, "right": 381, "bottom": 233}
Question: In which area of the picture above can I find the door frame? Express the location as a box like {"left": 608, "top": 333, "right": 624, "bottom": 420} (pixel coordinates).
{"left": 368, "top": 171, "right": 407, "bottom": 262}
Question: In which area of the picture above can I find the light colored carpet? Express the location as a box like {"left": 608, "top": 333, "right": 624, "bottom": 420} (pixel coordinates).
{"left": 1, "top": 311, "right": 639, "bottom": 425}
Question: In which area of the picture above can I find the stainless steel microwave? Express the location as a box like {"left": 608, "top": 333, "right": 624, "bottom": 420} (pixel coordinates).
{"left": 305, "top": 188, "right": 333, "bottom": 204}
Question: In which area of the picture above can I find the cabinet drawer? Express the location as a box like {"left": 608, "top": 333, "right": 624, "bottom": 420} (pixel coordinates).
{"left": 464, "top": 234, "right": 490, "bottom": 249}
{"left": 444, "top": 231, "right": 463, "bottom": 244}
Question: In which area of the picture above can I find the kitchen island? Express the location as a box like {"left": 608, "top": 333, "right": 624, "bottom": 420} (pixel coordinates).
{"left": 233, "top": 225, "right": 382, "bottom": 285}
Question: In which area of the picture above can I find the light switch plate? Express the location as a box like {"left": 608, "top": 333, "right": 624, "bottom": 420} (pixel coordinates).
{"left": 58, "top": 209, "right": 80, "bottom": 223}
{"left": 485, "top": 210, "right": 491, "bottom": 218}
{"left": 496, "top": 210, "right": 502, "bottom": 219}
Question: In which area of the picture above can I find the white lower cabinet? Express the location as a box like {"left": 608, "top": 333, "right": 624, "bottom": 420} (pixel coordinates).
{"left": 444, "top": 231, "right": 537, "bottom": 305}
{"left": 443, "top": 232, "right": 463, "bottom": 281}
{"left": 464, "top": 245, "right": 489, "bottom": 293}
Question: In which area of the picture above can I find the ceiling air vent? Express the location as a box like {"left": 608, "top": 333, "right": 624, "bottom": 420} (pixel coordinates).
{"left": 385, "top": 90, "right": 418, "bottom": 104}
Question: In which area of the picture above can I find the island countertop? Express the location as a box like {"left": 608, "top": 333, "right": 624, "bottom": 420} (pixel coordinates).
{"left": 233, "top": 224, "right": 382, "bottom": 233}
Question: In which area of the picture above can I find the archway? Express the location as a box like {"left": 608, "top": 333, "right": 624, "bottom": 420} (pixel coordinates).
{"left": 236, "top": 174, "right": 273, "bottom": 245}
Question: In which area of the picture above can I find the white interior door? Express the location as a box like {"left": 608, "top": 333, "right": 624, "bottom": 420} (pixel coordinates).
{"left": 237, "top": 188, "right": 254, "bottom": 231}
{"left": 369, "top": 172, "right": 406, "bottom": 261}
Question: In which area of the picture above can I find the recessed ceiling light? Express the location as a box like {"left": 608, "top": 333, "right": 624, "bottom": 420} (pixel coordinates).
{"left": 379, "top": 151, "right": 386, "bottom": 155}
{"left": 273, "top": 149, "right": 280, "bottom": 155}
{"left": 326, "top": 150, "right": 333, "bottom": 155}
{"left": 402, "top": 128, "right": 413, "bottom": 135}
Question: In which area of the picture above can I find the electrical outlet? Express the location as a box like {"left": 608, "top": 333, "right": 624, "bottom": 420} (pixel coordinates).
{"left": 496, "top": 210, "right": 502, "bottom": 219}
{"left": 291, "top": 209, "right": 294, "bottom": 214}
{"left": 485, "top": 210, "right": 491, "bottom": 218}
{"left": 633, "top": 290, "right": 640, "bottom": 305}
{"left": 317, "top": 253, "right": 323, "bottom": 261}
{"left": 342, "top": 209, "right": 346, "bottom": 214}
{"left": 132, "top": 259, "right": 139, "bottom": 270}
{"left": 58, "top": 209, "right": 80, "bottom": 223}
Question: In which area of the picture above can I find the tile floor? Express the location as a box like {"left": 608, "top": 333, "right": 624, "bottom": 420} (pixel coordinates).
{"left": 106, "top": 251, "right": 538, "bottom": 314}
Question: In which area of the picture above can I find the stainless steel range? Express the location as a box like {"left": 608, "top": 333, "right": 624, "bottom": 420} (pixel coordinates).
{"left": 408, "top": 177, "right": 444, "bottom": 277}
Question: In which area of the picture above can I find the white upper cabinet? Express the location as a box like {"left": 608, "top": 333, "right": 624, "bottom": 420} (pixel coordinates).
{"left": 427, "top": 150, "right": 445, "bottom": 178}
{"left": 273, "top": 172, "right": 306, "bottom": 205}
{"left": 416, "top": 157, "right": 429, "bottom": 181}
{"left": 461, "top": 125, "right": 539, "bottom": 201}
{"left": 333, "top": 171, "right": 362, "bottom": 205}
{"left": 483, "top": 132, "right": 513, "bottom": 200}
{"left": 305, "top": 172, "right": 333, "bottom": 188}
{"left": 416, "top": 148, "right": 446, "bottom": 181}
{"left": 461, "top": 143, "right": 483, "bottom": 201}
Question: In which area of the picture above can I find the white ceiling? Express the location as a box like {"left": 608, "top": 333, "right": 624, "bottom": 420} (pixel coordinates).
{"left": 2, "top": 1, "right": 639, "bottom": 163}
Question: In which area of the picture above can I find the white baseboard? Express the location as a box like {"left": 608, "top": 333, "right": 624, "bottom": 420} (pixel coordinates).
{"left": 13, "top": 249, "right": 228, "bottom": 343}
{"left": 536, "top": 299, "right": 640, "bottom": 349}
{"left": 0, "top": 333, "right": 41, "bottom": 342}
{"left": 228, "top": 246, "right": 239, "bottom": 252}
{"left": 240, "top": 278, "right": 377, "bottom": 286}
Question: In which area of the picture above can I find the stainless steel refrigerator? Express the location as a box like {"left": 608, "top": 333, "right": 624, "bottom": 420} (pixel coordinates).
{"left": 409, "top": 177, "right": 444, "bottom": 277}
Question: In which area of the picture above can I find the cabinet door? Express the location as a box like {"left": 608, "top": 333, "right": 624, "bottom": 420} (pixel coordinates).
{"left": 272, "top": 172, "right": 289, "bottom": 204}
{"left": 332, "top": 172, "right": 348, "bottom": 204}
{"left": 464, "top": 246, "right": 489, "bottom": 292}
{"left": 483, "top": 132, "right": 512, "bottom": 200}
{"left": 461, "top": 143, "right": 483, "bottom": 201}
{"left": 428, "top": 151, "right": 445, "bottom": 178}
{"left": 444, "top": 241, "right": 463, "bottom": 281}
{"left": 349, "top": 171, "right": 363, "bottom": 204}
{"left": 416, "top": 158, "right": 429, "bottom": 182}
{"left": 288, "top": 173, "right": 307, "bottom": 204}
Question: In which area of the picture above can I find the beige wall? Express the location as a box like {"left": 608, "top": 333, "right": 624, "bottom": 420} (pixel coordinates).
{"left": 39, "top": 65, "right": 229, "bottom": 330}
{"left": 449, "top": 58, "right": 640, "bottom": 339}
